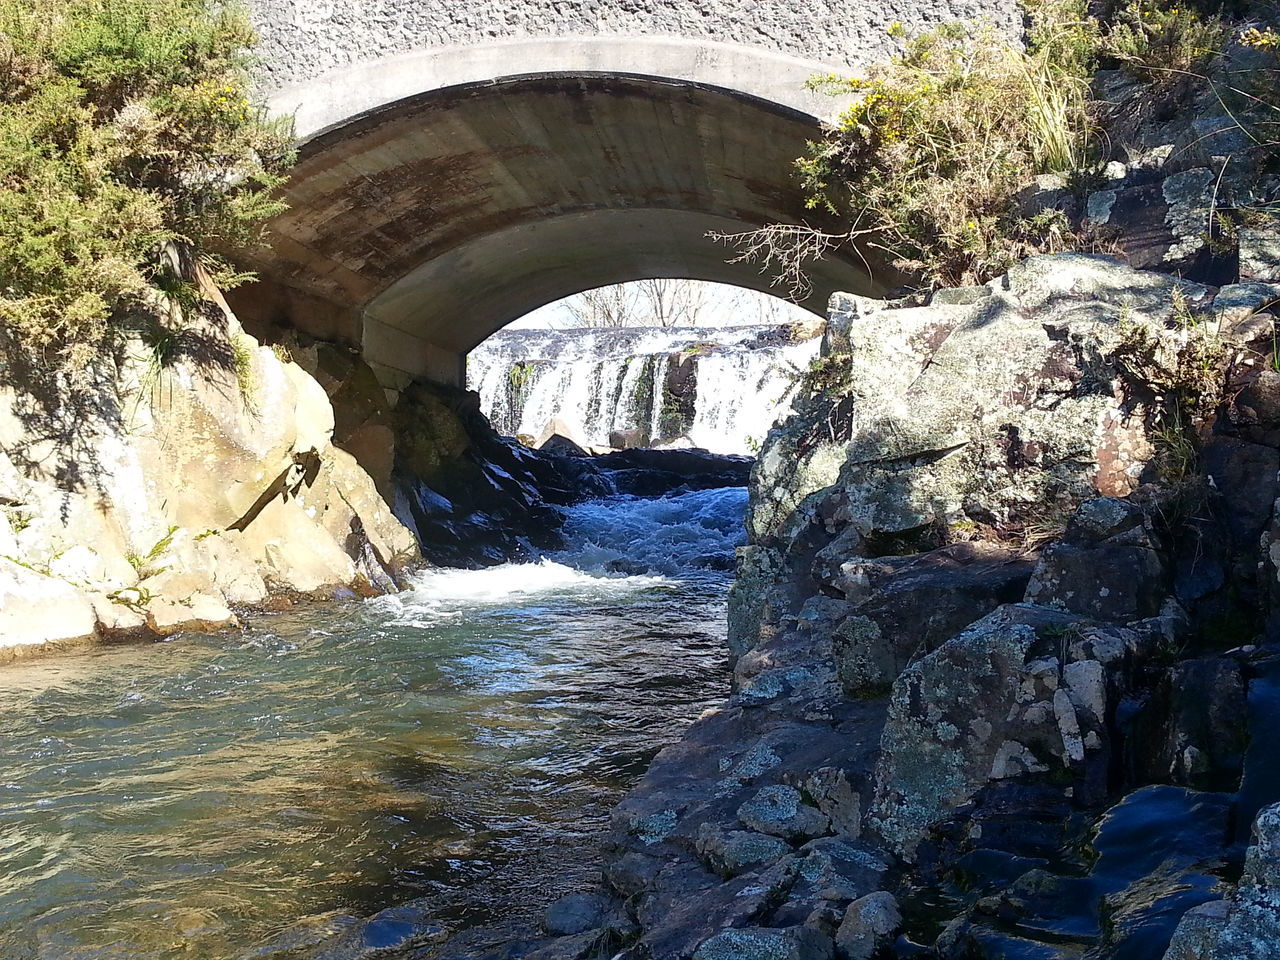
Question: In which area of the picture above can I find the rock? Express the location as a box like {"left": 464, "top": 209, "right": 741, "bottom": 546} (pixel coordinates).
{"left": 535, "top": 417, "right": 591, "bottom": 453}
{"left": 1024, "top": 521, "right": 1167, "bottom": 621}
{"left": 639, "top": 858, "right": 799, "bottom": 960}
{"left": 1156, "top": 658, "right": 1248, "bottom": 790}
{"left": 1240, "top": 224, "right": 1280, "bottom": 282}
{"left": 542, "top": 893, "right": 610, "bottom": 936}
{"left": 791, "top": 838, "right": 890, "bottom": 904}
{"left": 728, "top": 545, "right": 785, "bottom": 656}
{"left": 834, "top": 892, "right": 901, "bottom": 960}
{"left": 801, "top": 768, "right": 862, "bottom": 837}
{"left": 238, "top": 495, "right": 359, "bottom": 594}
{"left": 524, "top": 931, "right": 604, "bottom": 960}
{"left": 304, "top": 900, "right": 446, "bottom": 960}
{"left": 1162, "top": 900, "right": 1231, "bottom": 960}
{"left": 697, "top": 826, "right": 793, "bottom": 878}
{"left": 306, "top": 447, "right": 418, "bottom": 580}
{"left": 1013, "top": 173, "right": 1072, "bottom": 218}
{"left": 738, "top": 785, "right": 831, "bottom": 842}
{"left": 868, "top": 607, "right": 1052, "bottom": 857}
{"left": 826, "top": 543, "right": 1033, "bottom": 695}
{"left": 88, "top": 592, "right": 152, "bottom": 640}
{"left": 540, "top": 433, "right": 589, "bottom": 457}
{"left": 395, "top": 381, "right": 587, "bottom": 565}
{"left": 693, "top": 926, "right": 833, "bottom": 960}
{"left": 609, "top": 427, "right": 649, "bottom": 449}
{"left": 0, "top": 558, "right": 98, "bottom": 651}
{"left": 145, "top": 591, "right": 239, "bottom": 637}
{"left": 605, "top": 852, "right": 664, "bottom": 897}
{"left": 281, "top": 359, "right": 336, "bottom": 456}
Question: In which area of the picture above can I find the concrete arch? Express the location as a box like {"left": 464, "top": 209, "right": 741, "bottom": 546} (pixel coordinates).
{"left": 235, "top": 57, "right": 897, "bottom": 387}
{"left": 269, "top": 36, "right": 855, "bottom": 142}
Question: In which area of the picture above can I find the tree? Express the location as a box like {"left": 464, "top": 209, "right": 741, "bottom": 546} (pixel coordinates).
{"left": 558, "top": 279, "right": 797, "bottom": 329}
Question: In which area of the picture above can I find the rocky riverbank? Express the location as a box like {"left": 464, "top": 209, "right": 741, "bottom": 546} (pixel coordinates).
{"left": 399, "top": 254, "right": 1280, "bottom": 960}
{"left": 0, "top": 286, "right": 757, "bottom": 652}
{"left": 0, "top": 283, "right": 419, "bottom": 653}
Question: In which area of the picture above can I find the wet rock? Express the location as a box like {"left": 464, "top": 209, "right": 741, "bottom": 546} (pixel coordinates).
{"left": 1157, "top": 658, "right": 1248, "bottom": 790}
{"left": 543, "top": 892, "right": 610, "bottom": 936}
{"left": 605, "top": 852, "right": 664, "bottom": 897}
{"left": 834, "top": 892, "right": 901, "bottom": 960}
{"left": 738, "top": 785, "right": 831, "bottom": 842}
{"left": 524, "top": 930, "right": 605, "bottom": 960}
{"left": 693, "top": 926, "right": 833, "bottom": 960}
{"left": 639, "top": 858, "right": 799, "bottom": 960}
{"left": 305, "top": 900, "right": 446, "bottom": 959}
{"left": 1176, "top": 802, "right": 1280, "bottom": 959}
{"left": 697, "top": 826, "right": 793, "bottom": 879}
{"left": 596, "top": 448, "right": 752, "bottom": 494}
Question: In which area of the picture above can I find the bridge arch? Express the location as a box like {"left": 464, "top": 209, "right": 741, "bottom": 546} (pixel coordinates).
{"left": 237, "top": 1, "right": 1021, "bottom": 388}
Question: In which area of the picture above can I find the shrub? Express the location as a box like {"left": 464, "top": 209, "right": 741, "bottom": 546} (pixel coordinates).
{"left": 1103, "top": 0, "right": 1230, "bottom": 82}
{"left": 787, "top": 3, "right": 1099, "bottom": 290}
{"left": 0, "top": 0, "right": 293, "bottom": 370}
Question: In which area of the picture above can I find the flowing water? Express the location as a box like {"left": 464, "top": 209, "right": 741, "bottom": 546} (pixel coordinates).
{"left": 0, "top": 487, "right": 747, "bottom": 960}
{"left": 468, "top": 326, "right": 819, "bottom": 456}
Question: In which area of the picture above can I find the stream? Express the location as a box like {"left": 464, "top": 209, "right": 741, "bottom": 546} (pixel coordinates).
{"left": 0, "top": 487, "right": 746, "bottom": 960}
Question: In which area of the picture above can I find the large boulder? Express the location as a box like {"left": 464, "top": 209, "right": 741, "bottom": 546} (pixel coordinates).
{"left": 0, "top": 301, "right": 418, "bottom": 648}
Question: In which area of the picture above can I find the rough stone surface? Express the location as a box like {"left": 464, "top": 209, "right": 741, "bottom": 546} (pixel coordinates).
{"left": 694, "top": 926, "right": 833, "bottom": 960}
{"left": 738, "top": 785, "right": 831, "bottom": 842}
{"left": 834, "top": 892, "right": 901, "bottom": 960}
{"left": 0, "top": 299, "right": 418, "bottom": 649}
{"left": 0, "top": 558, "right": 99, "bottom": 651}
{"left": 542, "top": 893, "right": 609, "bottom": 937}
{"left": 248, "top": 0, "right": 1021, "bottom": 95}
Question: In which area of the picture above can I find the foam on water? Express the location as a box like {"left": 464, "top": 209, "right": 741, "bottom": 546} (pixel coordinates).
{"left": 370, "top": 560, "right": 671, "bottom": 627}
{"left": 371, "top": 485, "right": 749, "bottom": 627}
{"left": 553, "top": 486, "right": 749, "bottom": 577}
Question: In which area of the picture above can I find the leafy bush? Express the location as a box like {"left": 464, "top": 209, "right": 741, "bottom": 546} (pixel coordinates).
{"left": 734, "top": 1, "right": 1280, "bottom": 295}
{"left": 0, "top": 0, "right": 292, "bottom": 369}
{"left": 793, "top": 3, "right": 1099, "bottom": 289}
{"left": 1103, "top": 1, "right": 1230, "bottom": 81}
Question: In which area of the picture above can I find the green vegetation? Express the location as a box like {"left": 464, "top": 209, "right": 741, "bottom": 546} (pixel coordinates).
{"left": 125, "top": 523, "right": 178, "bottom": 577}
{"left": 737, "top": 0, "right": 1278, "bottom": 294}
{"left": 794, "top": 0, "right": 1099, "bottom": 289}
{"left": 0, "top": 0, "right": 293, "bottom": 370}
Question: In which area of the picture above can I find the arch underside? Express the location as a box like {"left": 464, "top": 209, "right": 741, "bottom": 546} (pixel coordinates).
{"left": 237, "top": 67, "right": 893, "bottom": 388}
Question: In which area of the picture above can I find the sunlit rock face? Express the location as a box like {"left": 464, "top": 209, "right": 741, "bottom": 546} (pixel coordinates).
{"left": 0, "top": 293, "right": 418, "bottom": 653}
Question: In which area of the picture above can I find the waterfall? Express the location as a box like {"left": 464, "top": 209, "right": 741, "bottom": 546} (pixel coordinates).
{"left": 468, "top": 325, "right": 820, "bottom": 456}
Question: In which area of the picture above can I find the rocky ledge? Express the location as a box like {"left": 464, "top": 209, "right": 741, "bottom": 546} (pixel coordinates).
{"left": 0, "top": 283, "right": 420, "bottom": 654}
{"left": 402, "top": 254, "right": 1280, "bottom": 960}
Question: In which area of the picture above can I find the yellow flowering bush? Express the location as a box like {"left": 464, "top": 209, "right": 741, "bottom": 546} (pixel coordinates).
{"left": 1103, "top": 0, "right": 1228, "bottom": 82}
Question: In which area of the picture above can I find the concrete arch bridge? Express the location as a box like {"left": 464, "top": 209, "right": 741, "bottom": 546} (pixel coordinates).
{"left": 238, "top": 0, "right": 1019, "bottom": 390}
